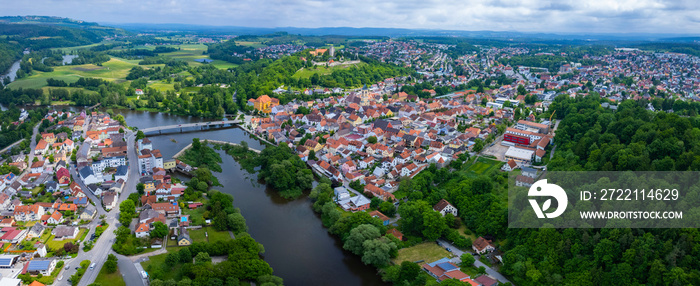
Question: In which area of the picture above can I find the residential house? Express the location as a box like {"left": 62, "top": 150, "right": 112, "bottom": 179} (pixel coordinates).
{"left": 177, "top": 227, "right": 192, "bottom": 246}
{"left": 25, "top": 259, "right": 56, "bottom": 276}
{"left": 337, "top": 195, "right": 371, "bottom": 212}
{"left": 472, "top": 237, "right": 495, "bottom": 254}
{"left": 78, "top": 166, "right": 100, "bottom": 185}
{"left": 369, "top": 210, "right": 390, "bottom": 226}
{"left": 422, "top": 258, "right": 477, "bottom": 284}
{"left": 145, "top": 202, "right": 181, "bottom": 217}
{"left": 79, "top": 205, "right": 96, "bottom": 221}
{"left": 27, "top": 224, "right": 46, "bottom": 239}
{"left": 474, "top": 275, "right": 499, "bottom": 286}
{"left": 433, "top": 199, "right": 458, "bottom": 217}
{"left": 14, "top": 205, "right": 45, "bottom": 221}
{"left": 47, "top": 212, "right": 63, "bottom": 224}
{"left": 501, "top": 159, "right": 518, "bottom": 172}
{"left": 52, "top": 226, "right": 79, "bottom": 240}
{"left": 0, "top": 218, "right": 14, "bottom": 228}
{"left": 102, "top": 191, "right": 117, "bottom": 210}
{"left": 135, "top": 223, "right": 150, "bottom": 238}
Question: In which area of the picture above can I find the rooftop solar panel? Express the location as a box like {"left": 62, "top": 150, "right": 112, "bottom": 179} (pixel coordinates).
{"left": 27, "top": 260, "right": 51, "bottom": 271}
{"left": 437, "top": 262, "right": 457, "bottom": 271}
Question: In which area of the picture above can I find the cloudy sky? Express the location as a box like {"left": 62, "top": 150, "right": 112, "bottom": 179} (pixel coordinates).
{"left": 4, "top": 0, "right": 700, "bottom": 34}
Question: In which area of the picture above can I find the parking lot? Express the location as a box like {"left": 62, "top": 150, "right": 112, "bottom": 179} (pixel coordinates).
{"left": 481, "top": 136, "right": 510, "bottom": 161}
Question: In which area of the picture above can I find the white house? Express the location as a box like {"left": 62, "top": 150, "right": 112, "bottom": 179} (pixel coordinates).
{"left": 433, "top": 199, "right": 458, "bottom": 217}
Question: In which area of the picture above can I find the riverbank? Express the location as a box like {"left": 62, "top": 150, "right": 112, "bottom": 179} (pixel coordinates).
{"left": 172, "top": 139, "right": 262, "bottom": 159}
{"left": 111, "top": 111, "right": 388, "bottom": 285}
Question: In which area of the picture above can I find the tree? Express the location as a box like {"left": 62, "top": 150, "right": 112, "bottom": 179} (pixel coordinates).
{"left": 361, "top": 238, "right": 397, "bottom": 267}
{"left": 517, "top": 84, "right": 527, "bottom": 95}
{"left": 194, "top": 252, "right": 211, "bottom": 265}
{"left": 151, "top": 221, "right": 168, "bottom": 238}
{"left": 105, "top": 254, "right": 118, "bottom": 273}
{"left": 114, "top": 226, "right": 131, "bottom": 243}
{"left": 119, "top": 199, "right": 136, "bottom": 225}
{"left": 179, "top": 248, "right": 192, "bottom": 263}
{"left": 398, "top": 261, "right": 421, "bottom": 282}
{"left": 343, "top": 224, "right": 381, "bottom": 255}
{"left": 460, "top": 253, "right": 476, "bottom": 267}
{"left": 378, "top": 201, "right": 396, "bottom": 217}
{"left": 136, "top": 183, "right": 145, "bottom": 195}
{"left": 192, "top": 138, "right": 201, "bottom": 151}
{"left": 256, "top": 275, "right": 284, "bottom": 286}
{"left": 422, "top": 210, "right": 447, "bottom": 241}
{"left": 136, "top": 130, "right": 145, "bottom": 140}
{"left": 227, "top": 212, "right": 248, "bottom": 234}
{"left": 165, "top": 252, "right": 179, "bottom": 266}
{"left": 370, "top": 197, "right": 381, "bottom": 209}
{"left": 367, "top": 136, "right": 377, "bottom": 144}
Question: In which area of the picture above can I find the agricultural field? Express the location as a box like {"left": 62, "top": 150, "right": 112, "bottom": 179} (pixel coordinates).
{"left": 148, "top": 81, "right": 175, "bottom": 92}
{"left": 7, "top": 57, "right": 147, "bottom": 89}
{"left": 292, "top": 62, "right": 366, "bottom": 79}
{"left": 51, "top": 41, "right": 113, "bottom": 53}
{"left": 152, "top": 44, "right": 237, "bottom": 69}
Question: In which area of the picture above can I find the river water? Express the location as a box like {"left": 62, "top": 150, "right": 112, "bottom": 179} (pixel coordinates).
{"left": 116, "top": 109, "right": 387, "bottom": 286}
{"left": 1, "top": 60, "right": 21, "bottom": 83}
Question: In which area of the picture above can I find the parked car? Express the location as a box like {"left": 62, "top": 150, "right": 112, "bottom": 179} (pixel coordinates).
{"left": 65, "top": 264, "right": 70, "bottom": 270}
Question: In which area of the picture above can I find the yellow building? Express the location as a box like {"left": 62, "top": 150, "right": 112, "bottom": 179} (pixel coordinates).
{"left": 164, "top": 160, "right": 176, "bottom": 170}
{"left": 253, "top": 95, "right": 279, "bottom": 113}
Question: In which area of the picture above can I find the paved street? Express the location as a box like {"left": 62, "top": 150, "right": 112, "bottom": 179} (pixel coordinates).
{"left": 54, "top": 130, "right": 145, "bottom": 286}
{"left": 437, "top": 239, "right": 512, "bottom": 285}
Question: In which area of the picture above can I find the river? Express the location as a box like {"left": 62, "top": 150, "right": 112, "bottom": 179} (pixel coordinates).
{"left": 1, "top": 60, "right": 21, "bottom": 83}
{"left": 115, "top": 109, "right": 387, "bottom": 286}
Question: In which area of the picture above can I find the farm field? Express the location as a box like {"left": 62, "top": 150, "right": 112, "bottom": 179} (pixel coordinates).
{"left": 7, "top": 57, "right": 148, "bottom": 89}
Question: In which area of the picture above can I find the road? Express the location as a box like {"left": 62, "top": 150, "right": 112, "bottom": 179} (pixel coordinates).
{"left": 16, "top": 123, "right": 41, "bottom": 178}
{"left": 437, "top": 239, "right": 512, "bottom": 285}
{"left": 57, "top": 130, "right": 145, "bottom": 286}
{"left": 78, "top": 130, "right": 144, "bottom": 286}
{"left": 0, "top": 138, "right": 25, "bottom": 156}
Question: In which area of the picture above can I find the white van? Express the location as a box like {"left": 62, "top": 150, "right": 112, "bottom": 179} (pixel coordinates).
{"left": 89, "top": 263, "right": 96, "bottom": 270}
{"left": 141, "top": 271, "right": 148, "bottom": 279}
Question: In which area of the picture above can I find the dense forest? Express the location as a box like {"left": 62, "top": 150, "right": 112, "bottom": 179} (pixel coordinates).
{"left": 0, "top": 22, "right": 124, "bottom": 50}
{"left": 0, "top": 41, "right": 22, "bottom": 78}
{"left": 498, "top": 95, "right": 700, "bottom": 286}
{"left": 207, "top": 40, "right": 254, "bottom": 64}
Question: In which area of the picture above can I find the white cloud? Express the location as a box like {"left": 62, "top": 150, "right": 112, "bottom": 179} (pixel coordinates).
{"left": 4, "top": 0, "right": 700, "bottom": 34}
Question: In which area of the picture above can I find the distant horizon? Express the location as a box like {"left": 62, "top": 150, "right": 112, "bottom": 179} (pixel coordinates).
{"left": 99, "top": 21, "right": 700, "bottom": 37}
{"left": 3, "top": 0, "right": 700, "bottom": 35}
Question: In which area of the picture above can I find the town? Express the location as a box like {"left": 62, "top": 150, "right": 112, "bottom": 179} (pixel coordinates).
{"left": 0, "top": 12, "right": 699, "bottom": 286}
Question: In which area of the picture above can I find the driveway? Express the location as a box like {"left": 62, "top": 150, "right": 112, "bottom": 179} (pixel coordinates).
{"left": 437, "top": 239, "right": 512, "bottom": 285}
